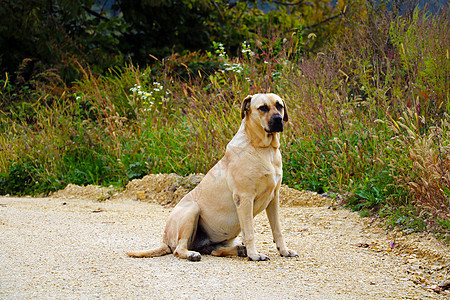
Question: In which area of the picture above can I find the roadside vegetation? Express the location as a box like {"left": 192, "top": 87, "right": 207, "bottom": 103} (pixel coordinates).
{"left": 0, "top": 1, "right": 448, "bottom": 239}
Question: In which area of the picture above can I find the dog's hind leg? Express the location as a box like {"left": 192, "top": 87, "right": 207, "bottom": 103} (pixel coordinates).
{"left": 211, "top": 238, "right": 247, "bottom": 257}
{"left": 167, "top": 201, "right": 202, "bottom": 261}
{"left": 127, "top": 243, "right": 171, "bottom": 258}
{"left": 127, "top": 200, "right": 201, "bottom": 261}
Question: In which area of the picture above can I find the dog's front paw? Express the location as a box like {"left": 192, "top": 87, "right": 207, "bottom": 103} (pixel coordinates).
{"left": 280, "top": 248, "right": 299, "bottom": 258}
{"left": 248, "top": 253, "right": 270, "bottom": 261}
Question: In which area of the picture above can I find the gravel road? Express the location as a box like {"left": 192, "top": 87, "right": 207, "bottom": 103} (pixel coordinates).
{"left": 1, "top": 195, "right": 449, "bottom": 299}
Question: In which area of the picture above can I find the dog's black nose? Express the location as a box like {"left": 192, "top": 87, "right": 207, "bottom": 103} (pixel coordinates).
{"left": 267, "top": 114, "right": 283, "bottom": 133}
{"left": 273, "top": 115, "right": 282, "bottom": 121}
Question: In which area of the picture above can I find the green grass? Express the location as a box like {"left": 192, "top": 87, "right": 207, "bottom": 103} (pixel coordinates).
{"left": 0, "top": 7, "right": 448, "bottom": 234}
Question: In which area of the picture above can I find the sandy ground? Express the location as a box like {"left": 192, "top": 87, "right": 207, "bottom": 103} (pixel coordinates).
{"left": 1, "top": 176, "right": 449, "bottom": 299}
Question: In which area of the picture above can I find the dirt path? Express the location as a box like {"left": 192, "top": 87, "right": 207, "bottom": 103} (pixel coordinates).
{"left": 0, "top": 181, "right": 449, "bottom": 299}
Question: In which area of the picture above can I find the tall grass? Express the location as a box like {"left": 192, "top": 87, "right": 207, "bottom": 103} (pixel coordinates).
{"left": 0, "top": 6, "right": 448, "bottom": 234}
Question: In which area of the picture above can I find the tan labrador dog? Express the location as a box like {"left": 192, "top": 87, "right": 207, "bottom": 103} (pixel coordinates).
{"left": 127, "top": 93, "right": 298, "bottom": 261}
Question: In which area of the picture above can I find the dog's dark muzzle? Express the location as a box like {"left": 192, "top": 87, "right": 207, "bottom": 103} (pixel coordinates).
{"left": 265, "top": 114, "right": 284, "bottom": 133}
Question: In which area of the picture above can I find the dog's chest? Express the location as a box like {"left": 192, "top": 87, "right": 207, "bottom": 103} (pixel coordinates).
{"left": 263, "top": 147, "right": 282, "bottom": 175}
{"left": 265, "top": 156, "right": 281, "bottom": 187}
{"left": 253, "top": 149, "right": 282, "bottom": 205}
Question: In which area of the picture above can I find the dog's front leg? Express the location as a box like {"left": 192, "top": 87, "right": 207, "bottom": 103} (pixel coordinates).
{"left": 234, "top": 193, "right": 269, "bottom": 261}
{"left": 266, "top": 193, "right": 299, "bottom": 258}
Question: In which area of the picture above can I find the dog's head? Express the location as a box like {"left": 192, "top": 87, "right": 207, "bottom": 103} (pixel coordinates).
{"left": 241, "top": 93, "right": 288, "bottom": 133}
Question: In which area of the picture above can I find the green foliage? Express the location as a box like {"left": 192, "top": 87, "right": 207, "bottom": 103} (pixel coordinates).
{"left": 150, "top": 51, "right": 224, "bottom": 81}
{"left": 283, "top": 137, "right": 334, "bottom": 194}
{"left": 389, "top": 8, "right": 449, "bottom": 120}
{"left": 0, "top": 159, "right": 62, "bottom": 196}
{"left": 126, "top": 161, "right": 149, "bottom": 181}
{"left": 437, "top": 218, "right": 450, "bottom": 231}
{"left": 0, "top": 161, "right": 38, "bottom": 196}
{"left": 0, "top": 0, "right": 127, "bottom": 83}
{"left": 347, "top": 170, "right": 404, "bottom": 212}
{"left": 386, "top": 207, "right": 427, "bottom": 233}
{"left": 0, "top": 0, "right": 351, "bottom": 86}
{"left": 62, "top": 148, "right": 111, "bottom": 186}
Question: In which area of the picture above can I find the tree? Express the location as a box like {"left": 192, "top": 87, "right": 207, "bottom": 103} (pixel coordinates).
{"left": 0, "top": 0, "right": 355, "bottom": 82}
{"left": 0, "top": 0, "right": 127, "bottom": 82}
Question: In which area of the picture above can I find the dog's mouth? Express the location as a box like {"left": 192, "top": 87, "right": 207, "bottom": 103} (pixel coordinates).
{"left": 264, "top": 126, "right": 283, "bottom": 133}
{"left": 265, "top": 116, "right": 284, "bottom": 133}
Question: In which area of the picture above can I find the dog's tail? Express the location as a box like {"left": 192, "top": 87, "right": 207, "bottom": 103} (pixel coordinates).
{"left": 127, "top": 243, "right": 172, "bottom": 258}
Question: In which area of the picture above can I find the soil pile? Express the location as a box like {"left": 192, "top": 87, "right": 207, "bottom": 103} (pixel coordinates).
{"left": 52, "top": 183, "right": 117, "bottom": 201}
{"left": 53, "top": 174, "right": 329, "bottom": 207}
{"left": 122, "top": 173, "right": 204, "bottom": 205}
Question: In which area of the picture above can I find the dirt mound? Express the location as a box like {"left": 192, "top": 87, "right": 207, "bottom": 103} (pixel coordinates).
{"left": 52, "top": 174, "right": 329, "bottom": 207}
{"left": 121, "top": 173, "right": 204, "bottom": 205}
{"left": 52, "top": 184, "right": 117, "bottom": 201}
{"left": 123, "top": 174, "right": 328, "bottom": 207}
{"left": 122, "top": 174, "right": 329, "bottom": 207}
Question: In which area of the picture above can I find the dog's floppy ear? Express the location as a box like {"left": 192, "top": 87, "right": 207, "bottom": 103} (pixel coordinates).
{"left": 241, "top": 95, "right": 253, "bottom": 119}
{"left": 282, "top": 98, "right": 289, "bottom": 122}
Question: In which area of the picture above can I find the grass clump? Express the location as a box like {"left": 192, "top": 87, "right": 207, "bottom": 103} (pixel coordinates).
{"left": 0, "top": 5, "right": 448, "bottom": 235}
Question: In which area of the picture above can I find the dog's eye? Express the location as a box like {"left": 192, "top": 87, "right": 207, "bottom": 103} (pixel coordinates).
{"left": 276, "top": 102, "right": 284, "bottom": 111}
{"left": 258, "top": 105, "right": 269, "bottom": 113}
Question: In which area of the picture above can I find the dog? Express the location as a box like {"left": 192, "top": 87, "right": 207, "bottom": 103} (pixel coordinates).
{"left": 127, "top": 93, "right": 298, "bottom": 261}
